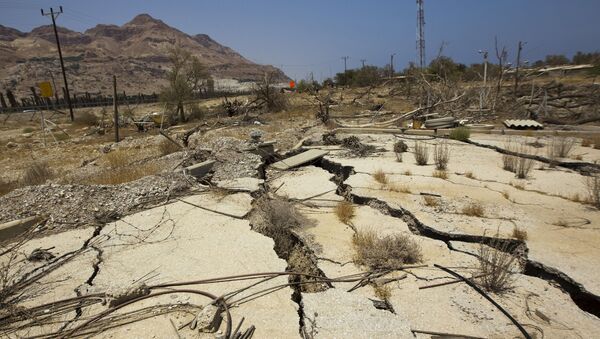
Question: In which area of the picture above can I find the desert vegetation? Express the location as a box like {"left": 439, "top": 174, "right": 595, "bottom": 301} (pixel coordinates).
{"left": 353, "top": 230, "right": 422, "bottom": 270}
{"left": 413, "top": 142, "right": 429, "bottom": 166}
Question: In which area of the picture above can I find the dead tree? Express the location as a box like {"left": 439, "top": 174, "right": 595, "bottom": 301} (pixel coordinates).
{"left": 492, "top": 37, "right": 508, "bottom": 110}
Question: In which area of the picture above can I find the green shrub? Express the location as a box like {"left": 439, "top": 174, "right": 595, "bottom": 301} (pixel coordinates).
{"left": 449, "top": 127, "right": 471, "bottom": 141}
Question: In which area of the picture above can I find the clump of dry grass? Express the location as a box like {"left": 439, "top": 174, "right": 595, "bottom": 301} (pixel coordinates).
{"left": 22, "top": 161, "right": 53, "bottom": 186}
{"left": 403, "top": 170, "right": 412, "bottom": 176}
{"left": 502, "top": 141, "right": 534, "bottom": 178}
{"left": 585, "top": 174, "right": 600, "bottom": 208}
{"left": 462, "top": 202, "right": 485, "bottom": 217}
{"left": 158, "top": 138, "right": 181, "bottom": 156}
{"left": 432, "top": 170, "right": 448, "bottom": 179}
{"left": 502, "top": 191, "right": 510, "bottom": 200}
{"left": 581, "top": 138, "right": 592, "bottom": 147}
{"left": 353, "top": 230, "right": 422, "bottom": 270}
{"left": 477, "top": 236, "right": 518, "bottom": 293}
{"left": 252, "top": 197, "right": 306, "bottom": 257}
{"left": 515, "top": 154, "right": 534, "bottom": 179}
{"left": 423, "top": 195, "right": 439, "bottom": 207}
{"left": 512, "top": 227, "right": 528, "bottom": 241}
{"left": 335, "top": 201, "right": 355, "bottom": 224}
{"left": 373, "top": 283, "right": 391, "bottom": 301}
{"left": 372, "top": 169, "right": 388, "bottom": 185}
{"left": 465, "top": 171, "right": 475, "bottom": 179}
{"left": 393, "top": 140, "right": 408, "bottom": 162}
{"left": 547, "top": 137, "right": 575, "bottom": 159}
{"left": 413, "top": 142, "right": 429, "bottom": 166}
{"left": 511, "top": 182, "right": 525, "bottom": 190}
{"left": 433, "top": 142, "right": 450, "bottom": 170}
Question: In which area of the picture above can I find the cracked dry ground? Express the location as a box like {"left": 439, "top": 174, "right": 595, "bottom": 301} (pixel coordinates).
{"left": 2, "top": 132, "right": 600, "bottom": 338}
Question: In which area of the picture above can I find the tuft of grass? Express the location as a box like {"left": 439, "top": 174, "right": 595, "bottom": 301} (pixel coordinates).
{"left": 585, "top": 174, "right": 600, "bottom": 209}
{"left": 449, "top": 127, "right": 471, "bottom": 141}
{"left": 433, "top": 141, "right": 450, "bottom": 170}
{"left": 22, "top": 161, "right": 53, "bottom": 186}
{"left": 158, "top": 138, "right": 181, "bottom": 156}
{"left": 581, "top": 138, "right": 592, "bottom": 147}
{"left": 22, "top": 127, "right": 35, "bottom": 133}
{"left": 465, "top": 171, "right": 475, "bottom": 179}
{"left": 373, "top": 284, "right": 391, "bottom": 301}
{"left": 512, "top": 227, "right": 528, "bottom": 241}
{"left": 353, "top": 229, "right": 422, "bottom": 270}
{"left": 432, "top": 170, "right": 448, "bottom": 179}
{"left": 413, "top": 142, "right": 429, "bottom": 166}
{"left": 423, "top": 195, "right": 439, "bottom": 207}
{"left": 403, "top": 170, "right": 412, "bottom": 176}
{"left": 335, "top": 201, "right": 355, "bottom": 224}
{"left": 547, "top": 137, "right": 575, "bottom": 159}
{"left": 515, "top": 154, "right": 534, "bottom": 179}
{"left": 574, "top": 154, "right": 583, "bottom": 161}
{"left": 462, "top": 202, "right": 485, "bottom": 217}
{"left": 393, "top": 140, "right": 408, "bottom": 162}
{"left": 502, "top": 191, "right": 510, "bottom": 200}
{"left": 477, "top": 236, "right": 518, "bottom": 293}
{"left": 373, "top": 169, "right": 388, "bottom": 185}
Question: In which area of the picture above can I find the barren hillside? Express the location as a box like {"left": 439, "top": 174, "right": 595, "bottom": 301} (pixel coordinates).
{"left": 0, "top": 14, "right": 289, "bottom": 96}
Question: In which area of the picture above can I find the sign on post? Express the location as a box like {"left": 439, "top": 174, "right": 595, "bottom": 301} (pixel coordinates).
{"left": 38, "top": 81, "right": 53, "bottom": 98}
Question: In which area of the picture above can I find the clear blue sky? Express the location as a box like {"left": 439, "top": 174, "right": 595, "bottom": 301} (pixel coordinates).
{"left": 1, "top": 0, "right": 599, "bottom": 81}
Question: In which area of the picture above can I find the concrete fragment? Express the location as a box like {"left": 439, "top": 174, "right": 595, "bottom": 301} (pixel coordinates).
{"left": 270, "top": 149, "right": 329, "bottom": 170}
{"left": 182, "top": 160, "right": 215, "bottom": 178}
{"left": 0, "top": 215, "right": 46, "bottom": 241}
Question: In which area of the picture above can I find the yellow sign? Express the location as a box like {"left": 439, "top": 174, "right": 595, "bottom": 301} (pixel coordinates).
{"left": 39, "top": 81, "right": 53, "bottom": 98}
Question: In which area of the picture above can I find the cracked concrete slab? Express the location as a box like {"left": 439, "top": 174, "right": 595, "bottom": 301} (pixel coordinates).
{"left": 302, "top": 288, "right": 413, "bottom": 338}
{"left": 85, "top": 192, "right": 299, "bottom": 338}
{"left": 270, "top": 166, "right": 343, "bottom": 207}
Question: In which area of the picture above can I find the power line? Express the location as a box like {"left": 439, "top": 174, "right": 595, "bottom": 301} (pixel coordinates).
{"left": 41, "top": 6, "right": 74, "bottom": 121}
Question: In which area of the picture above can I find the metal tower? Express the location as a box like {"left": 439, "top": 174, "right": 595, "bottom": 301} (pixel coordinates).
{"left": 416, "top": 0, "right": 425, "bottom": 69}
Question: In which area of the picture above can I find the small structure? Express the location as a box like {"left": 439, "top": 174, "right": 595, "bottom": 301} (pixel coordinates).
{"left": 503, "top": 119, "right": 544, "bottom": 130}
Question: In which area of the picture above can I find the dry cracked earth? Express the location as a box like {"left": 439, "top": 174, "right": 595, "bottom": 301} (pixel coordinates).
{"left": 2, "top": 130, "right": 600, "bottom": 338}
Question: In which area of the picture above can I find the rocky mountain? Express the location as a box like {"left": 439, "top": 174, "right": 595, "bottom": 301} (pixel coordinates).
{"left": 0, "top": 14, "right": 288, "bottom": 97}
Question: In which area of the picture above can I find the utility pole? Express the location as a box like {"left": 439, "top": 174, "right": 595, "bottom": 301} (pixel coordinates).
{"left": 341, "top": 56, "right": 349, "bottom": 73}
{"left": 416, "top": 0, "right": 426, "bottom": 69}
{"left": 113, "top": 75, "right": 119, "bottom": 142}
{"left": 514, "top": 41, "right": 526, "bottom": 96}
{"left": 390, "top": 53, "right": 396, "bottom": 79}
{"left": 41, "top": 6, "right": 74, "bottom": 121}
{"left": 360, "top": 59, "right": 366, "bottom": 68}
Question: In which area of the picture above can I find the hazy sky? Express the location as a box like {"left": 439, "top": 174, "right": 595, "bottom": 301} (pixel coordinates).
{"left": 1, "top": 0, "right": 599, "bottom": 81}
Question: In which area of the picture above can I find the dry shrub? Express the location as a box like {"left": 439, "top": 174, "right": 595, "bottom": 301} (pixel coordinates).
{"left": 22, "top": 161, "right": 53, "bottom": 186}
{"left": 503, "top": 142, "right": 534, "bottom": 178}
{"left": 342, "top": 136, "right": 376, "bottom": 157}
{"left": 373, "top": 284, "right": 391, "bottom": 301}
{"left": 462, "top": 202, "right": 485, "bottom": 217}
{"left": 393, "top": 140, "right": 408, "bottom": 162}
{"left": 433, "top": 142, "right": 450, "bottom": 170}
{"left": 253, "top": 197, "right": 306, "bottom": 257}
{"left": 158, "top": 138, "right": 180, "bottom": 156}
{"left": 353, "top": 230, "right": 422, "bottom": 270}
{"left": 373, "top": 169, "right": 388, "bottom": 185}
{"left": 74, "top": 110, "right": 98, "bottom": 126}
{"left": 515, "top": 154, "right": 534, "bottom": 179}
{"left": 512, "top": 227, "right": 528, "bottom": 241}
{"left": 465, "top": 171, "right": 475, "bottom": 179}
{"left": 581, "top": 138, "right": 592, "bottom": 147}
{"left": 477, "top": 237, "right": 518, "bottom": 293}
{"left": 403, "top": 170, "right": 412, "bottom": 176}
{"left": 105, "top": 149, "right": 130, "bottom": 168}
{"left": 413, "top": 142, "right": 429, "bottom": 166}
{"left": 423, "top": 195, "right": 439, "bottom": 207}
{"left": 335, "top": 201, "right": 355, "bottom": 224}
{"left": 547, "top": 137, "right": 575, "bottom": 158}
{"left": 502, "top": 153, "right": 517, "bottom": 172}
{"left": 574, "top": 154, "right": 583, "bottom": 161}
{"left": 90, "top": 163, "right": 160, "bottom": 185}
{"left": 502, "top": 191, "right": 510, "bottom": 200}
{"left": 586, "top": 175, "right": 600, "bottom": 208}
{"left": 432, "top": 170, "right": 448, "bottom": 179}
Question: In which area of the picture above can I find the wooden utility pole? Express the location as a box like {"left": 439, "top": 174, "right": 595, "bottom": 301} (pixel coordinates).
{"left": 390, "top": 53, "right": 396, "bottom": 79}
{"left": 341, "top": 56, "right": 349, "bottom": 73}
{"left": 113, "top": 75, "right": 119, "bottom": 142}
{"left": 41, "top": 7, "right": 74, "bottom": 121}
{"left": 514, "top": 41, "right": 526, "bottom": 96}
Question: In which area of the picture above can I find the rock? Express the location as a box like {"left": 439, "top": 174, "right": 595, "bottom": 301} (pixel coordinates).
{"left": 6, "top": 141, "right": 17, "bottom": 148}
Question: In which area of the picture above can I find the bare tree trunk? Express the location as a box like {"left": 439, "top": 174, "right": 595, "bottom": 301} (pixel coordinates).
{"left": 178, "top": 101, "right": 185, "bottom": 122}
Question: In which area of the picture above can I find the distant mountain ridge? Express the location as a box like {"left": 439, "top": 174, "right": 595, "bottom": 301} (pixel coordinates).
{"left": 0, "top": 14, "right": 288, "bottom": 96}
